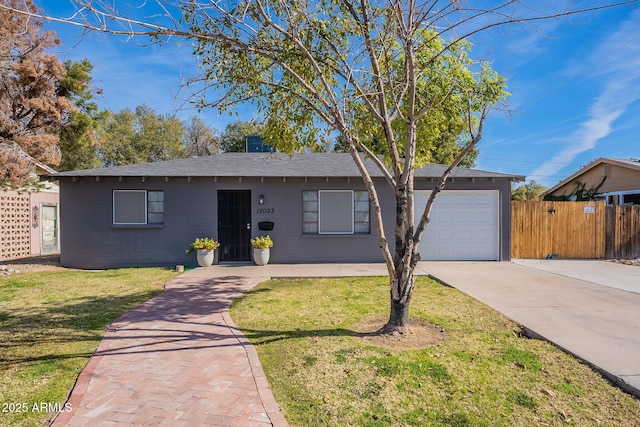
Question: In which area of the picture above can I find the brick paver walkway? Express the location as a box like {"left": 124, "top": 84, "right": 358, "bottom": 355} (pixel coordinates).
{"left": 52, "top": 273, "right": 287, "bottom": 426}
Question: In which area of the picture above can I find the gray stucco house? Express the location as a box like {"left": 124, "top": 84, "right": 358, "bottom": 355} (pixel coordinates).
{"left": 49, "top": 153, "right": 524, "bottom": 269}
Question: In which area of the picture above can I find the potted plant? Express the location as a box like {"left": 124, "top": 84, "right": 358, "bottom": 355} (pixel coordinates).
{"left": 250, "top": 235, "right": 273, "bottom": 266}
{"left": 186, "top": 237, "right": 220, "bottom": 267}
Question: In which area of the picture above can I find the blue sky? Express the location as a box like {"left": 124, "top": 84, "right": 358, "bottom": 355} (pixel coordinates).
{"left": 37, "top": 1, "right": 639, "bottom": 188}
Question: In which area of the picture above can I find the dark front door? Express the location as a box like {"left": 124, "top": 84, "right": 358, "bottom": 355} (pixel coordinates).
{"left": 218, "top": 190, "right": 252, "bottom": 262}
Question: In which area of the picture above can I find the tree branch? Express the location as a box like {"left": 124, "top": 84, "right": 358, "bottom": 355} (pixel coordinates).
{"left": 411, "top": 101, "right": 489, "bottom": 267}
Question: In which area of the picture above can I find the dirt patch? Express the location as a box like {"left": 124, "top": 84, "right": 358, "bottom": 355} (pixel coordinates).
{"left": 0, "top": 255, "right": 66, "bottom": 275}
{"left": 353, "top": 316, "right": 447, "bottom": 350}
{"left": 609, "top": 258, "right": 640, "bottom": 267}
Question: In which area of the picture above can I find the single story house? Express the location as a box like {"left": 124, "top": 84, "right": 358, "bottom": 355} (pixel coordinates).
{"left": 49, "top": 153, "right": 524, "bottom": 269}
{"left": 546, "top": 158, "right": 640, "bottom": 205}
{"left": 0, "top": 146, "right": 60, "bottom": 261}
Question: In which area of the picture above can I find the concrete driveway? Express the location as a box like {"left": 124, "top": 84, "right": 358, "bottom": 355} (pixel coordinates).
{"left": 419, "top": 259, "right": 640, "bottom": 397}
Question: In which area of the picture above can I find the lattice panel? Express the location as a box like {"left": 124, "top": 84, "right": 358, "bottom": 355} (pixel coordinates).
{"left": 0, "top": 193, "right": 31, "bottom": 260}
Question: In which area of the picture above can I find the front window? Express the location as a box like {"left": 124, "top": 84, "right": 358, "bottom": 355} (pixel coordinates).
{"left": 147, "top": 191, "right": 164, "bottom": 223}
{"left": 319, "top": 190, "right": 353, "bottom": 234}
{"left": 113, "top": 190, "right": 164, "bottom": 225}
{"left": 303, "top": 190, "right": 369, "bottom": 234}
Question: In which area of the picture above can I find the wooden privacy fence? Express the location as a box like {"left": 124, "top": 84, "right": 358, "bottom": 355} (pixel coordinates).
{"left": 606, "top": 205, "right": 640, "bottom": 259}
{"left": 512, "top": 201, "right": 640, "bottom": 259}
{"left": 512, "top": 201, "right": 606, "bottom": 259}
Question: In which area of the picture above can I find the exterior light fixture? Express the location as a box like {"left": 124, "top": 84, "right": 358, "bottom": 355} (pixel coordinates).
{"left": 259, "top": 194, "right": 264, "bottom": 204}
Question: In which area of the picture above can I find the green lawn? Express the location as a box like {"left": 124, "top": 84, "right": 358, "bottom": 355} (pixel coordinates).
{"left": 0, "top": 268, "right": 177, "bottom": 427}
{"left": 3, "top": 270, "right": 638, "bottom": 426}
{"left": 230, "top": 276, "right": 640, "bottom": 426}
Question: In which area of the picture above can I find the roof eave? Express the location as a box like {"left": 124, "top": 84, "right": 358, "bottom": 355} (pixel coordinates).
{"left": 546, "top": 158, "right": 606, "bottom": 195}
{"left": 50, "top": 173, "right": 526, "bottom": 182}
{"left": 546, "top": 157, "right": 640, "bottom": 195}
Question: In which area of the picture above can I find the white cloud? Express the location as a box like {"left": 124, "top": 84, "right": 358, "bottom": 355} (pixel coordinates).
{"left": 529, "top": 9, "right": 640, "bottom": 183}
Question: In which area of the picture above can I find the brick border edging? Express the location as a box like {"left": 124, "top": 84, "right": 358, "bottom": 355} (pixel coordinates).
{"left": 222, "top": 277, "right": 289, "bottom": 427}
{"left": 49, "top": 325, "right": 115, "bottom": 426}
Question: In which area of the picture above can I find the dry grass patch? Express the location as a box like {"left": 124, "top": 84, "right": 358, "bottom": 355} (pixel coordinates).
{"left": 354, "top": 316, "right": 447, "bottom": 350}
{"left": 0, "top": 268, "right": 177, "bottom": 427}
{"left": 231, "top": 276, "right": 640, "bottom": 426}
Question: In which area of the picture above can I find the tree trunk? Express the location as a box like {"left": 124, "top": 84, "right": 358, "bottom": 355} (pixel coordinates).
{"left": 379, "top": 180, "right": 418, "bottom": 335}
{"left": 382, "top": 269, "right": 415, "bottom": 334}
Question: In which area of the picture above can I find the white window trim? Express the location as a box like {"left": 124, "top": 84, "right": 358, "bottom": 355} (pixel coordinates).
{"left": 318, "top": 190, "right": 354, "bottom": 234}
{"left": 603, "top": 190, "right": 640, "bottom": 205}
{"left": 113, "top": 190, "right": 148, "bottom": 225}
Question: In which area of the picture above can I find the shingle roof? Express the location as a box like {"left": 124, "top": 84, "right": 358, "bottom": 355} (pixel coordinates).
{"left": 608, "top": 158, "right": 640, "bottom": 169}
{"left": 50, "top": 152, "right": 524, "bottom": 181}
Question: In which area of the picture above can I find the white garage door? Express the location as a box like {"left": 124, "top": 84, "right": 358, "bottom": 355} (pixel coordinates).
{"left": 415, "top": 190, "right": 499, "bottom": 261}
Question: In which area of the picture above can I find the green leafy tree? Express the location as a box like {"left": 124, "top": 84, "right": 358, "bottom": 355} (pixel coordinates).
{"left": 342, "top": 32, "right": 481, "bottom": 167}
{"left": 57, "top": 59, "right": 105, "bottom": 171}
{"left": 183, "top": 4, "right": 506, "bottom": 333}
{"left": 333, "top": 130, "right": 478, "bottom": 167}
{"left": 220, "top": 120, "right": 265, "bottom": 152}
{"left": 11, "top": 0, "right": 634, "bottom": 334}
{"left": 512, "top": 181, "right": 548, "bottom": 201}
{"left": 98, "top": 104, "right": 186, "bottom": 166}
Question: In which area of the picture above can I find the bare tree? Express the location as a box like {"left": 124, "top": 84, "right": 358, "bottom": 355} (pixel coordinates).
{"left": 184, "top": 115, "right": 220, "bottom": 156}
{"left": 4, "top": 0, "right": 636, "bottom": 333}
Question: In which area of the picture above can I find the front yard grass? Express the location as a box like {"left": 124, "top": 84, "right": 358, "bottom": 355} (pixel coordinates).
{"left": 231, "top": 276, "right": 640, "bottom": 426}
{"left": 0, "top": 268, "right": 177, "bottom": 427}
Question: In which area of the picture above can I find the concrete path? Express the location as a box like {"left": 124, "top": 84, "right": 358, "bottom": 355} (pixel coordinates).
{"left": 419, "top": 260, "right": 640, "bottom": 397}
{"left": 195, "top": 262, "right": 400, "bottom": 278}
{"left": 53, "top": 270, "right": 287, "bottom": 427}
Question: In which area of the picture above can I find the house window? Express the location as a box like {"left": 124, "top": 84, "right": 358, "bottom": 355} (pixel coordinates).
{"left": 320, "top": 190, "right": 353, "bottom": 234}
{"left": 147, "top": 191, "right": 164, "bottom": 223}
{"left": 302, "top": 191, "right": 319, "bottom": 233}
{"left": 354, "top": 190, "right": 370, "bottom": 233}
{"left": 622, "top": 193, "right": 640, "bottom": 205}
{"left": 302, "top": 190, "right": 369, "bottom": 234}
{"left": 113, "top": 190, "right": 164, "bottom": 225}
